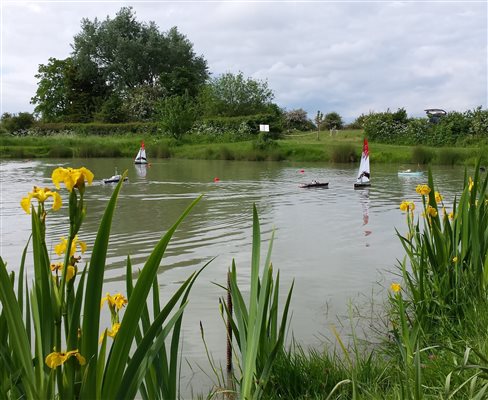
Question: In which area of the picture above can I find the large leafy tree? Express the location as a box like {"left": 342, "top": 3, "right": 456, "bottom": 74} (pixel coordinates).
{"left": 72, "top": 7, "right": 208, "bottom": 96}
{"left": 200, "top": 72, "right": 275, "bottom": 117}
{"left": 32, "top": 7, "right": 208, "bottom": 122}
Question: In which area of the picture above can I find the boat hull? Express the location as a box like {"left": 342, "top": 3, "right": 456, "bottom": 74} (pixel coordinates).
{"left": 300, "top": 182, "right": 329, "bottom": 188}
{"left": 103, "top": 176, "right": 128, "bottom": 184}
{"left": 354, "top": 182, "right": 371, "bottom": 189}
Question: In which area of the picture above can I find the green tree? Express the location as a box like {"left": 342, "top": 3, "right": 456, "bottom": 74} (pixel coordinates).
{"left": 323, "top": 112, "right": 344, "bottom": 130}
{"left": 72, "top": 7, "right": 208, "bottom": 97}
{"left": 157, "top": 94, "right": 199, "bottom": 139}
{"left": 32, "top": 7, "right": 208, "bottom": 122}
{"left": 200, "top": 72, "right": 275, "bottom": 117}
{"left": 31, "top": 58, "right": 71, "bottom": 121}
{"left": 31, "top": 57, "right": 106, "bottom": 122}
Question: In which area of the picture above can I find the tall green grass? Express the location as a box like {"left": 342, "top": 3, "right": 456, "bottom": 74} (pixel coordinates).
{"left": 222, "top": 205, "right": 294, "bottom": 399}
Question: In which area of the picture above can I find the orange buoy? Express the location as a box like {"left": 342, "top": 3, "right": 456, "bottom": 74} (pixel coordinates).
{"left": 214, "top": 177, "right": 220, "bottom": 182}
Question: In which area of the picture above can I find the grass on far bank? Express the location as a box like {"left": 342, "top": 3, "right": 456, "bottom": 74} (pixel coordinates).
{"left": 1, "top": 129, "right": 487, "bottom": 166}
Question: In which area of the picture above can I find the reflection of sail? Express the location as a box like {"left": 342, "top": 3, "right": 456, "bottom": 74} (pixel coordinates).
{"left": 135, "top": 163, "right": 147, "bottom": 178}
{"left": 360, "top": 188, "right": 372, "bottom": 237}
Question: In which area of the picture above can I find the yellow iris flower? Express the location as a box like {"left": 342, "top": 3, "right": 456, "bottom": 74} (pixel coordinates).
{"left": 45, "top": 349, "right": 86, "bottom": 369}
{"left": 399, "top": 200, "right": 415, "bottom": 212}
{"left": 20, "top": 186, "right": 62, "bottom": 214}
{"left": 426, "top": 205, "right": 438, "bottom": 217}
{"left": 54, "top": 235, "right": 87, "bottom": 257}
{"left": 99, "top": 323, "right": 121, "bottom": 343}
{"left": 452, "top": 256, "right": 458, "bottom": 263}
{"left": 390, "top": 283, "right": 401, "bottom": 293}
{"left": 101, "top": 293, "right": 128, "bottom": 311}
{"left": 468, "top": 177, "right": 474, "bottom": 192}
{"left": 416, "top": 184, "right": 431, "bottom": 196}
{"left": 50, "top": 262, "right": 76, "bottom": 281}
{"left": 435, "top": 191, "right": 443, "bottom": 203}
{"left": 52, "top": 167, "right": 94, "bottom": 192}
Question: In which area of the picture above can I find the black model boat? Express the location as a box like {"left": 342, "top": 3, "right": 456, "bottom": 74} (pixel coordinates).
{"left": 300, "top": 181, "right": 329, "bottom": 188}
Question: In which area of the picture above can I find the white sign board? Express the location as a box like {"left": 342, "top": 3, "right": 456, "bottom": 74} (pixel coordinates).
{"left": 259, "top": 124, "right": 270, "bottom": 132}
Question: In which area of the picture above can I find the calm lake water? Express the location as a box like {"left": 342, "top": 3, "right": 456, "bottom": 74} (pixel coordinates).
{"left": 0, "top": 158, "right": 469, "bottom": 394}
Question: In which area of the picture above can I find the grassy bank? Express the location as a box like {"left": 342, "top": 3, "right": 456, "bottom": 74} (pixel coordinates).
{"left": 1, "top": 130, "right": 487, "bottom": 165}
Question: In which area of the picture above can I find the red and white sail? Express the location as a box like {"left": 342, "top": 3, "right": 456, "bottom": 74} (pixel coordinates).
{"left": 356, "top": 138, "right": 370, "bottom": 184}
{"left": 134, "top": 141, "right": 148, "bottom": 164}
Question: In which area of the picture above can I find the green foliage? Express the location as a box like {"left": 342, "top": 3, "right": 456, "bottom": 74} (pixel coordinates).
{"left": 0, "top": 112, "right": 35, "bottom": 134}
{"left": 397, "top": 163, "right": 488, "bottom": 330}
{"left": 363, "top": 109, "right": 409, "bottom": 144}
{"left": 252, "top": 131, "right": 276, "bottom": 151}
{"left": 95, "top": 94, "right": 127, "bottom": 123}
{"left": 323, "top": 112, "right": 344, "bottom": 130}
{"left": 364, "top": 107, "right": 487, "bottom": 147}
{"left": 26, "top": 121, "right": 158, "bottom": 136}
{"left": 437, "top": 148, "right": 465, "bottom": 166}
{"left": 411, "top": 146, "right": 434, "bottom": 165}
{"left": 0, "top": 168, "right": 204, "bottom": 399}
{"left": 31, "top": 57, "right": 106, "bottom": 122}
{"left": 331, "top": 144, "right": 357, "bottom": 163}
{"left": 123, "top": 85, "right": 164, "bottom": 121}
{"left": 468, "top": 106, "right": 488, "bottom": 138}
{"left": 33, "top": 7, "right": 208, "bottom": 123}
{"left": 157, "top": 94, "right": 199, "bottom": 140}
{"left": 73, "top": 7, "right": 208, "bottom": 96}
{"left": 200, "top": 72, "right": 275, "bottom": 117}
{"left": 223, "top": 206, "right": 294, "bottom": 399}
{"left": 194, "top": 113, "right": 283, "bottom": 139}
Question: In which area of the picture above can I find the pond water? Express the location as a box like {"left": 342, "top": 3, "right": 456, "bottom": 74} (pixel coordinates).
{"left": 0, "top": 157, "right": 469, "bottom": 394}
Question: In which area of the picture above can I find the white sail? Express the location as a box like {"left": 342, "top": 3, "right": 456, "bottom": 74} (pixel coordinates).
{"left": 355, "top": 138, "right": 370, "bottom": 185}
{"left": 134, "top": 141, "right": 148, "bottom": 164}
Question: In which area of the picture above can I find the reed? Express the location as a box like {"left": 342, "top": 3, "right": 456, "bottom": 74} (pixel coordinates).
{"left": 437, "top": 147, "right": 464, "bottom": 166}
{"left": 222, "top": 205, "right": 294, "bottom": 399}
{"left": 411, "top": 146, "right": 434, "bottom": 164}
{"left": 397, "top": 160, "right": 488, "bottom": 330}
{"left": 330, "top": 144, "right": 357, "bottom": 163}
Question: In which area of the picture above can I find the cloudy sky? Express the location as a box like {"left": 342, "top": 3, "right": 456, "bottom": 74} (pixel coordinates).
{"left": 1, "top": 1, "right": 487, "bottom": 121}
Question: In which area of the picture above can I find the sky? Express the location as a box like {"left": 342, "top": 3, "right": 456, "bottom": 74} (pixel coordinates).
{"left": 1, "top": 1, "right": 487, "bottom": 122}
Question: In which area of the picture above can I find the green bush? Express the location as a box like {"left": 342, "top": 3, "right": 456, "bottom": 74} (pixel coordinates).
{"left": 1, "top": 112, "right": 35, "bottom": 134}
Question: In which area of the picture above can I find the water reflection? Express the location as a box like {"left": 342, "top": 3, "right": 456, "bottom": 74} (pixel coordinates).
{"left": 135, "top": 163, "right": 147, "bottom": 178}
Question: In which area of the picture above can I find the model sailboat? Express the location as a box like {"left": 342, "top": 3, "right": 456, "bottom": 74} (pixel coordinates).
{"left": 134, "top": 141, "right": 148, "bottom": 165}
{"left": 354, "top": 138, "right": 371, "bottom": 189}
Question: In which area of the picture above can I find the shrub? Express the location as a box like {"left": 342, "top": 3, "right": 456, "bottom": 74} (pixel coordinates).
{"left": 157, "top": 94, "right": 199, "bottom": 140}
{"left": 1, "top": 112, "right": 35, "bottom": 134}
